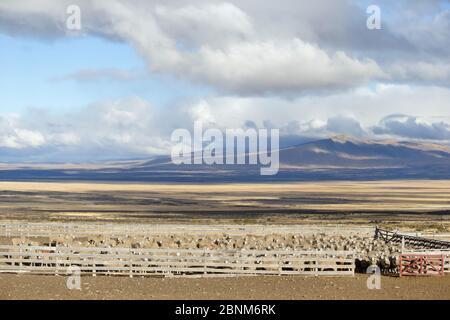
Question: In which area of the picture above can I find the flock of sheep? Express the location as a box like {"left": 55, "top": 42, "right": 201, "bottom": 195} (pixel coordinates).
{"left": 8, "top": 231, "right": 402, "bottom": 273}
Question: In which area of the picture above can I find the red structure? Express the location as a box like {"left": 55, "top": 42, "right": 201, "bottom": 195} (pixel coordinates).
{"left": 399, "top": 254, "right": 444, "bottom": 277}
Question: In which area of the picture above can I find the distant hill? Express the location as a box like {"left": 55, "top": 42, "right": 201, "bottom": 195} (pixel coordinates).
{"left": 279, "top": 135, "right": 450, "bottom": 168}
{"left": 1, "top": 136, "right": 450, "bottom": 182}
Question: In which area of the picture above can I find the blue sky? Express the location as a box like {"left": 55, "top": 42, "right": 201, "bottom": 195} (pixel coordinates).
{"left": 0, "top": 33, "right": 211, "bottom": 114}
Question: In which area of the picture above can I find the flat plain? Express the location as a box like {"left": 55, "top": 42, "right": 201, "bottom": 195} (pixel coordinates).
{"left": 0, "top": 180, "right": 449, "bottom": 231}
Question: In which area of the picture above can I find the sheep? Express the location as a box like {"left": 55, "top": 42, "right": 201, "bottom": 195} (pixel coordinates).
{"left": 377, "top": 255, "right": 391, "bottom": 273}
{"left": 11, "top": 237, "right": 27, "bottom": 246}
{"left": 389, "top": 255, "right": 399, "bottom": 274}
{"left": 49, "top": 235, "right": 74, "bottom": 247}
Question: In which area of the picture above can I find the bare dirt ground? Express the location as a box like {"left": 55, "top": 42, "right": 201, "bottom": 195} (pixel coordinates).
{"left": 1, "top": 274, "right": 449, "bottom": 300}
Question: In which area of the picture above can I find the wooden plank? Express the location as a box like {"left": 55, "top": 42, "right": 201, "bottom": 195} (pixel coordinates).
{"left": 0, "top": 245, "right": 354, "bottom": 257}
{"left": 0, "top": 244, "right": 355, "bottom": 277}
{"left": 0, "top": 251, "right": 354, "bottom": 264}
{"left": 0, "top": 258, "right": 354, "bottom": 272}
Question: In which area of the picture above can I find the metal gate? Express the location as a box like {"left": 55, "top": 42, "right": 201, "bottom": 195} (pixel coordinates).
{"left": 399, "top": 254, "right": 444, "bottom": 276}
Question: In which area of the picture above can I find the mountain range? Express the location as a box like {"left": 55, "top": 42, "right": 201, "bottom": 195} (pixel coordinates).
{"left": 1, "top": 136, "right": 450, "bottom": 182}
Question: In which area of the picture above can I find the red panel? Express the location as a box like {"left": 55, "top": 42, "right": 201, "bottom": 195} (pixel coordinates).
{"left": 399, "top": 254, "right": 444, "bottom": 277}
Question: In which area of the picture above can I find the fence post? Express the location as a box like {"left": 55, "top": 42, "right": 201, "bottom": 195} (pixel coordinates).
{"left": 19, "top": 246, "right": 22, "bottom": 268}
{"left": 129, "top": 248, "right": 133, "bottom": 278}
{"left": 203, "top": 249, "right": 207, "bottom": 275}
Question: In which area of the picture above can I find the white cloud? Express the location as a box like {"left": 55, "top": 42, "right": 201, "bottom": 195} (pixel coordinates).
{"left": 0, "top": 116, "right": 46, "bottom": 149}
{"left": 177, "top": 84, "right": 450, "bottom": 130}
{"left": 2, "top": 83, "right": 450, "bottom": 161}
{"left": 1, "top": 1, "right": 450, "bottom": 161}
{"left": 180, "top": 39, "right": 384, "bottom": 94}
{"left": 373, "top": 114, "right": 450, "bottom": 141}
{"left": 0, "top": 0, "right": 386, "bottom": 95}
{"left": 50, "top": 68, "right": 144, "bottom": 82}
{"left": 0, "top": 97, "right": 169, "bottom": 160}
{"left": 154, "top": 2, "right": 254, "bottom": 48}
{"left": 326, "top": 116, "right": 365, "bottom": 137}
{"left": 389, "top": 62, "right": 450, "bottom": 84}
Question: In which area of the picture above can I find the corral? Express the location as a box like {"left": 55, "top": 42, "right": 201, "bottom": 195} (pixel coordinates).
{"left": 1, "top": 221, "right": 449, "bottom": 277}
{"left": 0, "top": 245, "right": 355, "bottom": 277}
{"left": 0, "top": 222, "right": 357, "bottom": 277}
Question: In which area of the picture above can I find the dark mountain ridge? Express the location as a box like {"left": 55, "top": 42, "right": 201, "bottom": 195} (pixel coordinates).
{"left": 1, "top": 136, "right": 450, "bottom": 182}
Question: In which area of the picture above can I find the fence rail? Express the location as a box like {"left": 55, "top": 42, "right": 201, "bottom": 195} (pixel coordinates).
{"left": 375, "top": 227, "right": 450, "bottom": 250}
{"left": 399, "top": 254, "right": 445, "bottom": 277}
{"left": 0, "top": 245, "right": 355, "bottom": 277}
{"left": 402, "top": 249, "right": 450, "bottom": 273}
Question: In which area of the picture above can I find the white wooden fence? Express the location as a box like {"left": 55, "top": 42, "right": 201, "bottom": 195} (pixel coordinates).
{"left": 0, "top": 245, "right": 355, "bottom": 277}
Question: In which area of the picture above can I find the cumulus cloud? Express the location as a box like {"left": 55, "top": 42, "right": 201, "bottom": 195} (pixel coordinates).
{"left": 388, "top": 62, "right": 450, "bottom": 85}
{"left": 1, "top": 1, "right": 450, "bottom": 161}
{"left": 184, "top": 40, "right": 384, "bottom": 94}
{"left": 154, "top": 2, "right": 254, "bottom": 48}
{"left": 0, "top": 116, "right": 46, "bottom": 149}
{"left": 2, "top": 84, "right": 450, "bottom": 161}
{"left": 326, "top": 116, "right": 366, "bottom": 137}
{"left": 0, "top": 0, "right": 418, "bottom": 96}
{"left": 391, "top": 2, "right": 450, "bottom": 57}
{"left": 0, "top": 97, "right": 170, "bottom": 161}
{"left": 373, "top": 114, "right": 450, "bottom": 141}
{"left": 173, "top": 84, "right": 450, "bottom": 132}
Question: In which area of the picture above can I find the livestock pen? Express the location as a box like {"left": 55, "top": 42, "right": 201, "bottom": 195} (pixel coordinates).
{"left": 0, "top": 245, "right": 355, "bottom": 278}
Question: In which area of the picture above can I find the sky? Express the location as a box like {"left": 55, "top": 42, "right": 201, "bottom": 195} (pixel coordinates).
{"left": 1, "top": 0, "right": 450, "bottom": 162}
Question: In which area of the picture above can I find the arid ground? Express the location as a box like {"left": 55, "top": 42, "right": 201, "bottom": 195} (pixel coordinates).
{"left": 0, "top": 180, "right": 450, "bottom": 232}
{"left": 1, "top": 274, "right": 449, "bottom": 300}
